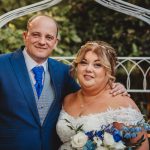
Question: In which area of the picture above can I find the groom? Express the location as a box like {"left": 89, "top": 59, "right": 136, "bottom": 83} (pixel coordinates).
{"left": 0, "top": 14, "right": 127, "bottom": 150}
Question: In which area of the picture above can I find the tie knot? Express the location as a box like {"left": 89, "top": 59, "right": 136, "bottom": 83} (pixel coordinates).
{"left": 32, "top": 66, "right": 44, "bottom": 83}
{"left": 32, "top": 66, "right": 44, "bottom": 73}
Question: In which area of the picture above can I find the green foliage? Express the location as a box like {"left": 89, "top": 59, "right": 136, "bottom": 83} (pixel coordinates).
{"left": 0, "top": 0, "right": 150, "bottom": 56}
{"left": 0, "top": 0, "right": 149, "bottom": 120}
{"left": 0, "top": 24, "right": 23, "bottom": 53}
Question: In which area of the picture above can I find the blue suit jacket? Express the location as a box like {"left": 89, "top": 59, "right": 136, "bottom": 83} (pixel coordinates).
{"left": 0, "top": 47, "right": 79, "bottom": 150}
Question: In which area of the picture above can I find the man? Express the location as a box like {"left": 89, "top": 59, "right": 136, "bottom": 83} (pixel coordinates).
{"left": 0, "top": 15, "right": 128, "bottom": 150}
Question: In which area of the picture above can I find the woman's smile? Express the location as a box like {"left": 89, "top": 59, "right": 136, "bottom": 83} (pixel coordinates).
{"left": 84, "top": 74, "right": 94, "bottom": 80}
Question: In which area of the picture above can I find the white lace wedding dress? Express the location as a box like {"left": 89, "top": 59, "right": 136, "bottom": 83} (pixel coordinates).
{"left": 56, "top": 106, "right": 144, "bottom": 150}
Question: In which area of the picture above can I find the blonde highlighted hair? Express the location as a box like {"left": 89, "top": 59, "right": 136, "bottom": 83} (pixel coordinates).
{"left": 71, "top": 41, "right": 118, "bottom": 87}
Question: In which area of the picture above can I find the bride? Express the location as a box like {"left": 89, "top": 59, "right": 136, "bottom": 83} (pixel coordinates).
{"left": 56, "top": 41, "right": 149, "bottom": 150}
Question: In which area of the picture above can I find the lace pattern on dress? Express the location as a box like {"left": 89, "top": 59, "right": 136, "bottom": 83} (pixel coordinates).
{"left": 56, "top": 106, "right": 144, "bottom": 149}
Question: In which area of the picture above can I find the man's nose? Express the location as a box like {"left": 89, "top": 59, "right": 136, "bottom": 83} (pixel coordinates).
{"left": 38, "top": 37, "right": 46, "bottom": 45}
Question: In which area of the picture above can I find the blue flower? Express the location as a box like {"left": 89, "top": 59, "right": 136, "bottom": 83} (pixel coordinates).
{"left": 83, "top": 140, "right": 96, "bottom": 150}
{"left": 95, "top": 130, "right": 103, "bottom": 139}
{"left": 135, "top": 127, "right": 142, "bottom": 132}
{"left": 85, "top": 131, "right": 94, "bottom": 140}
{"left": 129, "top": 127, "right": 136, "bottom": 132}
{"left": 124, "top": 133, "right": 131, "bottom": 139}
{"left": 122, "top": 126, "right": 129, "bottom": 132}
{"left": 143, "top": 123, "right": 150, "bottom": 130}
{"left": 131, "top": 133, "right": 137, "bottom": 138}
{"left": 113, "top": 130, "right": 122, "bottom": 142}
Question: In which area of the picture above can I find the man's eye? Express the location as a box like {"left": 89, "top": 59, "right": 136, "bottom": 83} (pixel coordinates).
{"left": 31, "top": 33, "right": 40, "bottom": 37}
{"left": 46, "top": 36, "right": 54, "bottom": 40}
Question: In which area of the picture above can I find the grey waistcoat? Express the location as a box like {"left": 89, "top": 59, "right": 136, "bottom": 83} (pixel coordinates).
{"left": 32, "top": 69, "right": 55, "bottom": 125}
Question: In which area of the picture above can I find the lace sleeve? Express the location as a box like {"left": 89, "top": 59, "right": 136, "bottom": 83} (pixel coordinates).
{"left": 105, "top": 106, "right": 145, "bottom": 126}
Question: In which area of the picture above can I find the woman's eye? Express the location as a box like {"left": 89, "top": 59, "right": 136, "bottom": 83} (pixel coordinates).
{"left": 79, "top": 61, "right": 87, "bottom": 65}
{"left": 94, "top": 63, "right": 101, "bottom": 67}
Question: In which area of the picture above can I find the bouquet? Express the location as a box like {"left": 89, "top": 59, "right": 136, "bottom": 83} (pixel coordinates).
{"left": 65, "top": 119, "right": 150, "bottom": 150}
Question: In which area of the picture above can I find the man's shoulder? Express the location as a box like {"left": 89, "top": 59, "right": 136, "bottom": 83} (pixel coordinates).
{"left": 0, "top": 47, "right": 23, "bottom": 59}
{"left": 0, "top": 47, "right": 23, "bottom": 64}
{"left": 0, "top": 52, "right": 12, "bottom": 61}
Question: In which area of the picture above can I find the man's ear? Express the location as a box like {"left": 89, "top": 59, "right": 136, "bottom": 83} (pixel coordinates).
{"left": 53, "top": 38, "right": 59, "bottom": 49}
{"left": 54, "top": 32, "right": 60, "bottom": 49}
{"left": 22, "top": 31, "right": 27, "bottom": 42}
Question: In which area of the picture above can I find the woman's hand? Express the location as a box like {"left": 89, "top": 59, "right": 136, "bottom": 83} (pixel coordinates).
{"left": 110, "top": 82, "right": 130, "bottom": 97}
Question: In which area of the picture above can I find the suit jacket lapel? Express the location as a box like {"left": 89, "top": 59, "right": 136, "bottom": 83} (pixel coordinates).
{"left": 48, "top": 59, "right": 61, "bottom": 102}
{"left": 10, "top": 48, "right": 41, "bottom": 125}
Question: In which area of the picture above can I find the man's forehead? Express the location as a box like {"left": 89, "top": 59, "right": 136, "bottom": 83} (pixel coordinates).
{"left": 27, "top": 15, "right": 58, "bottom": 36}
{"left": 30, "top": 16, "right": 55, "bottom": 24}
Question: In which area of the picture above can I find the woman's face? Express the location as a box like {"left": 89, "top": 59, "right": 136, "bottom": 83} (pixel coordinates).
{"left": 77, "top": 51, "right": 108, "bottom": 90}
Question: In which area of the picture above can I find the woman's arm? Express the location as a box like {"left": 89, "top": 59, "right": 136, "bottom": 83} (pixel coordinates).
{"left": 131, "top": 131, "right": 149, "bottom": 150}
{"left": 114, "top": 122, "right": 149, "bottom": 150}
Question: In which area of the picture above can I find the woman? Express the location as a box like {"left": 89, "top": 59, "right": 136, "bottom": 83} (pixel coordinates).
{"left": 56, "top": 41, "right": 149, "bottom": 150}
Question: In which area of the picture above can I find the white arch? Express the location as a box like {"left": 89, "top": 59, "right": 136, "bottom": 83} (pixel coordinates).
{"left": 0, "top": 0, "right": 150, "bottom": 28}
{"left": 95, "top": 0, "right": 150, "bottom": 25}
{"left": 0, "top": 0, "right": 62, "bottom": 28}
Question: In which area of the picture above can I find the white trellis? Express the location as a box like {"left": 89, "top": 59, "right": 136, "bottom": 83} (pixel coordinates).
{"left": 52, "top": 56, "right": 150, "bottom": 93}
{"left": 0, "top": 0, "right": 62, "bottom": 28}
{"left": 0, "top": 0, "right": 150, "bottom": 28}
{"left": 116, "top": 57, "right": 150, "bottom": 93}
{"left": 0, "top": 0, "right": 150, "bottom": 93}
{"left": 95, "top": 0, "right": 150, "bottom": 25}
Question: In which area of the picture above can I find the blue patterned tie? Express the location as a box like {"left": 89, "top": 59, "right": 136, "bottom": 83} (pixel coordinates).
{"left": 32, "top": 66, "right": 44, "bottom": 98}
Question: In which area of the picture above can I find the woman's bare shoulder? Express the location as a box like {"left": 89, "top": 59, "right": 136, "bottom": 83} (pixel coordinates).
{"left": 63, "top": 92, "right": 77, "bottom": 107}
{"left": 111, "top": 94, "right": 140, "bottom": 111}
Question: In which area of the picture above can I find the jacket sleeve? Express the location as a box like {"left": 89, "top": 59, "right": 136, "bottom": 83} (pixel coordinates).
{"left": 64, "top": 65, "right": 80, "bottom": 96}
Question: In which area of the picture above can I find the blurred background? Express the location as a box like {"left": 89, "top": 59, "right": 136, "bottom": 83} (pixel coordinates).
{"left": 0, "top": 0, "right": 149, "bottom": 125}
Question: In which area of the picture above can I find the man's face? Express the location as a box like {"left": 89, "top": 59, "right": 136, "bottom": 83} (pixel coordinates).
{"left": 23, "top": 16, "right": 58, "bottom": 64}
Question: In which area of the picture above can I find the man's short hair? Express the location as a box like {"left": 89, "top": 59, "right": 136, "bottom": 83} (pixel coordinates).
{"left": 26, "top": 14, "right": 59, "bottom": 37}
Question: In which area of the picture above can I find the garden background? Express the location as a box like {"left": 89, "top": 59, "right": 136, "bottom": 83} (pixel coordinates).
{"left": 0, "top": 0, "right": 149, "bottom": 120}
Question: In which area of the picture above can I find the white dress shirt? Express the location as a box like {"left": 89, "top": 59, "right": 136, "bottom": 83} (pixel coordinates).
{"left": 23, "top": 48, "right": 48, "bottom": 85}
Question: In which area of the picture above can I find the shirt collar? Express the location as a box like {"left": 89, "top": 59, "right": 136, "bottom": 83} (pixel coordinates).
{"left": 23, "top": 48, "right": 47, "bottom": 72}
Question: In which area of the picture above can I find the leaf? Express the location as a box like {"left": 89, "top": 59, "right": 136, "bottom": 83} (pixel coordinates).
{"left": 64, "top": 119, "right": 71, "bottom": 124}
{"left": 76, "top": 124, "right": 83, "bottom": 132}
{"left": 67, "top": 125, "right": 74, "bottom": 130}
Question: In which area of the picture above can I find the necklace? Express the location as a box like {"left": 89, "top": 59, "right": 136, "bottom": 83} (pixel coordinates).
{"left": 78, "top": 89, "right": 107, "bottom": 109}
{"left": 80, "top": 104, "right": 84, "bottom": 108}
{"left": 78, "top": 83, "right": 111, "bottom": 109}
{"left": 79, "top": 99, "right": 97, "bottom": 109}
{"left": 78, "top": 92, "right": 98, "bottom": 109}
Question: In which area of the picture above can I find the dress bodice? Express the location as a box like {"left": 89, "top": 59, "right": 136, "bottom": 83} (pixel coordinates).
{"left": 56, "top": 107, "right": 144, "bottom": 150}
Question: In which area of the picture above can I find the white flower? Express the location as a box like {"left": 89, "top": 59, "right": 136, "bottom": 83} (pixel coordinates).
{"left": 71, "top": 132, "right": 88, "bottom": 148}
{"left": 96, "top": 146, "right": 108, "bottom": 150}
{"left": 111, "top": 141, "right": 126, "bottom": 150}
{"left": 103, "top": 132, "right": 115, "bottom": 146}
{"left": 93, "top": 136, "right": 102, "bottom": 147}
{"left": 103, "top": 132, "right": 126, "bottom": 150}
{"left": 59, "top": 141, "right": 72, "bottom": 150}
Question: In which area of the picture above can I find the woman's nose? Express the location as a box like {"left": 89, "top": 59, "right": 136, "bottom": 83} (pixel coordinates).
{"left": 85, "top": 64, "right": 93, "bottom": 72}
